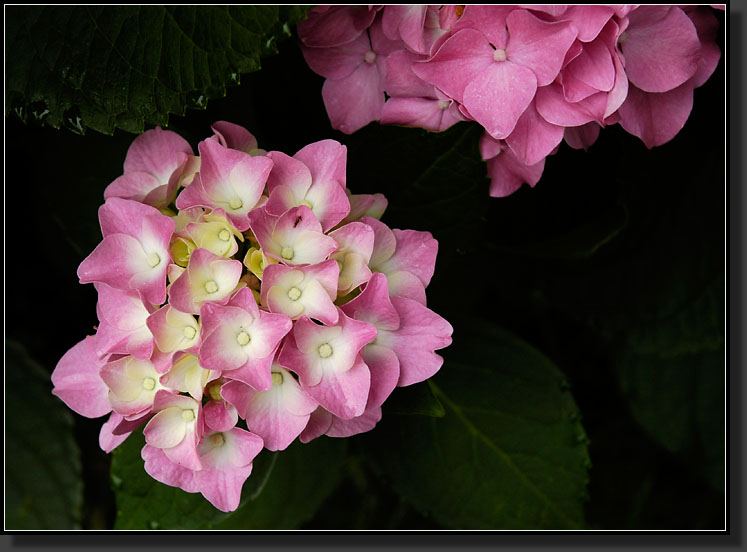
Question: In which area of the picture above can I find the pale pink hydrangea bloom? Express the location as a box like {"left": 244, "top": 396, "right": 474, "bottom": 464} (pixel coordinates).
{"left": 298, "top": 4, "right": 722, "bottom": 197}
{"left": 52, "top": 121, "right": 453, "bottom": 512}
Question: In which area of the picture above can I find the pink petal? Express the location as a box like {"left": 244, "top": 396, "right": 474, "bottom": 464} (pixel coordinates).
{"left": 326, "top": 405, "right": 382, "bottom": 438}
{"left": 343, "top": 192, "right": 388, "bottom": 224}
{"left": 363, "top": 216, "right": 397, "bottom": 268}
{"left": 194, "top": 429, "right": 262, "bottom": 512}
{"left": 51, "top": 337, "right": 111, "bottom": 418}
{"left": 463, "top": 60, "right": 537, "bottom": 139}
{"left": 564, "top": 123, "right": 601, "bottom": 150}
{"left": 341, "top": 272, "right": 401, "bottom": 331}
{"left": 382, "top": 5, "right": 428, "bottom": 54}
{"left": 378, "top": 228, "right": 438, "bottom": 288}
{"left": 266, "top": 151, "right": 312, "bottom": 201}
{"left": 98, "top": 197, "right": 166, "bottom": 239}
{"left": 243, "top": 370, "right": 316, "bottom": 451}
{"left": 105, "top": 172, "right": 163, "bottom": 206}
{"left": 386, "top": 296, "right": 453, "bottom": 386}
{"left": 411, "top": 28, "right": 495, "bottom": 103}
{"left": 621, "top": 6, "right": 700, "bottom": 93}
{"left": 380, "top": 97, "right": 452, "bottom": 132}
{"left": 687, "top": 7, "right": 722, "bottom": 88}
{"left": 123, "top": 126, "right": 193, "bottom": 182}
{"left": 303, "top": 177, "right": 351, "bottom": 232}
{"left": 452, "top": 6, "right": 515, "bottom": 47}
{"left": 486, "top": 144, "right": 546, "bottom": 198}
{"left": 506, "top": 99, "right": 565, "bottom": 166}
{"left": 559, "top": 5, "right": 615, "bottom": 42}
{"left": 143, "top": 407, "right": 188, "bottom": 449}
{"left": 299, "top": 407, "right": 334, "bottom": 443}
{"left": 298, "top": 5, "right": 379, "bottom": 48}
{"left": 203, "top": 400, "right": 239, "bottom": 432}
{"left": 301, "top": 31, "right": 371, "bottom": 80}
{"left": 535, "top": 82, "right": 605, "bottom": 127}
{"left": 99, "top": 412, "right": 132, "bottom": 453}
{"left": 506, "top": 9, "right": 577, "bottom": 86}
{"left": 300, "top": 354, "right": 371, "bottom": 420}
{"left": 564, "top": 38, "right": 616, "bottom": 93}
{"left": 362, "top": 344, "right": 400, "bottom": 409}
{"left": 211, "top": 121, "right": 260, "bottom": 154}
{"left": 322, "top": 63, "right": 385, "bottom": 134}
{"left": 293, "top": 139, "right": 348, "bottom": 191}
{"left": 142, "top": 444, "right": 200, "bottom": 493}
{"left": 618, "top": 83, "right": 695, "bottom": 148}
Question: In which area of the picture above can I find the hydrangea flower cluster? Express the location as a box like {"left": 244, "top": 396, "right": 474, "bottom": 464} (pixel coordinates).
{"left": 298, "top": 4, "right": 723, "bottom": 197}
{"left": 51, "top": 121, "right": 453, "bottom": 512}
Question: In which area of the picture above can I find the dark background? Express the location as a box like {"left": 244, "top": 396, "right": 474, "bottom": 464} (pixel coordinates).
{"left": 5, "top": 8, "right": 726, "bottom": 531}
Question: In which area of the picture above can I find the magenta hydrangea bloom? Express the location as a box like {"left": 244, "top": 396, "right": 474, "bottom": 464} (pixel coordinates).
{"left": 51, "top": 121, "right": 453, "bottom": 512}
{"left": 298, "top": 4, "right": 722, "bottom": 198}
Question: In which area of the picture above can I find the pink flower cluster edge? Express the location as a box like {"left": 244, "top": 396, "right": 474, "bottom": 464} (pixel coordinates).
{"left": 298, "top": 4, "right": 724, "bottom": 197}
{"left": 51, "top": 122, "right": 453, "bottom": 512}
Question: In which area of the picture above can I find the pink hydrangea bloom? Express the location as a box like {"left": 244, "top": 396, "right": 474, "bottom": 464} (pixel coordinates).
{"left": 52, "top": 121, "right": 453, "bottom": 512}
{"left": 298, "top": 5, "right": 722, "bottom": 197}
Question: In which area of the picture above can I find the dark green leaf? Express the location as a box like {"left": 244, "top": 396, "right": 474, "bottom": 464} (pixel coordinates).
{"left": 616, "top": 274, "right": 725, "bottom": 492}
{"left": 5, "top": 340, "right": 83, "bottom": 529}
{"left": 365, "top": 319, "right": 590, "bottom": 529}
{"left": 617, "top": 347, "right": 725, "bottom": 493}
{"left": 383, "top": 380, "right": 445, "bottom": 417}
{"left": 5, "top": 6, "right": 310, "bottom": 135}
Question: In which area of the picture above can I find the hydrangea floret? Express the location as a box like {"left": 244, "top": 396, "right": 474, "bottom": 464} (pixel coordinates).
{"left": 51, "top": 122, "right": 453, "bottom": 512}
{"left": 298, "top": 4, "right": 724, "bottom": 197}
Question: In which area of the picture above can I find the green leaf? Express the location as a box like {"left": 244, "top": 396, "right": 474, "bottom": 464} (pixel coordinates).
{"left": 5, "top": 6, "right": 311, "bottom": 135}
{"left": 112, "top": 430, "right": 346, "bottom": 529}
{"left": 5, "top": 340, "right": 83, "bottom": 529}
{"left": 383, "top": 381, "right": 445, "bottom": 418}
{"left": 616, "top": 273, "right": 725, "bottom": 492}
{"left": 365, "top": 319, "right": 590, "bottom": 529}
{"left": 617, "top": 347, "right": 725, "bottom": 493}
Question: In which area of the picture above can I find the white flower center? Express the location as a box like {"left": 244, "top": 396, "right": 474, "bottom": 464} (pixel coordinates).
{"left": 287, "top": 286, "right": 302, "bottom": 301}
{"left": 618, "top": 31, "right": 629, "bottom": 44}
{"left": 211, "top": 433, "right": 225, "bottom": 446}
{"left": 493, "top": 48, "right": 507, "bottom": 62}
{"left": 142, "top": 378, "right": 156, "bottom": 390}
{"left": 281, "top": 246, "right": 294, "bottom": 260}
{"left": 236, "top": 331, "right": 251, "bottom": 346}
{"left": 147, "top": 252, "right": 161, "bottom": 267}
{"left": 364, "top": 50, "right": 377, "bottom": 64}
{"left": 318, "top": 343, "right": 333, "bottom": 358}
{"left": 437, "top": 100, "right": 450, "bottom": 110}
{"left": 183, "top": 326, "right": 197, "bottom": 340}
{"left": 272, "top": 372, "right": 284, "bottom": 386}
{"left": 229, "top": 197, "right": 243, "bottom": 210}
{"left": 204, "top": 280, "right": 219, "bottom": 294}
{"left": 218, "top": 229, "right": 231, "bottom": 241}
{"left": 181, "top": 409, "right": 195, "bottom": 422}
{"left": 300, "top": 199, "right": 313, "bottom": 209}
